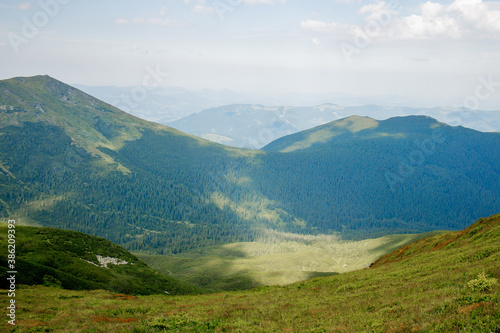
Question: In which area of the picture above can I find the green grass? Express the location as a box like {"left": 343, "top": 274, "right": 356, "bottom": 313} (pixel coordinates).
{"left": 278, "top": 116, "right": 380, "bottom": 153}
{"left": 2, "top": 214, "right": 499, "bottom": 332}
{"left": 0, "top": 226, "right": 201, "bottom": 295}
{"left": 137, "top": 230, "right": 442, "bottom": 291}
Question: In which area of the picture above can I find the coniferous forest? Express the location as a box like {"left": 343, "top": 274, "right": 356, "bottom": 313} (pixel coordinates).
{"left": 0, "top": 76, "right": 499, "bottom": 254}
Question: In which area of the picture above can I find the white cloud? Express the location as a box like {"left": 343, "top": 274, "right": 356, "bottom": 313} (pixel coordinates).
{"left": 312, "top": 37, "right": 324, "bottom": 48}
{"left": 393, "top": 2, "right": 462, "bottom": 39}
{"left": 189, "top": 0, "right": 285, "bottom": 14}
{"left": 187, "top": 0, "right": 285, "bottom": 18}
{"left": 448, "top": 0, "right": 500, "bottom": 33}
{"left": 187, "top": 0, "right": 216, "bottom": 14}
{"left": 0, "top": 2, "right": 31, "bottom": 10}
{"left": 301, "top": 0, "right": 500, "bottom": 41}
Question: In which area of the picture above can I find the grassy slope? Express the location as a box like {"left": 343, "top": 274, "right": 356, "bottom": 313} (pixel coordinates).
{"left": 264, "top": 115, "right": 380, "bottom": 153}
{"left": 371, "top": 213, "right": 500, "bottom": 268}
{"left": 2, "top": 213, "right": 499, "bottom": 332}
{"left": 0, "top": 226, "right": 201, "bottom": 295}
{"left": 137, "top": 231, "right": 441, "bottom": 291}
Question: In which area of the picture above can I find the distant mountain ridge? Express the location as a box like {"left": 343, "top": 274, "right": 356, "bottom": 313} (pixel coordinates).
{"left": 263, "top": 115, "right": 442, "bottom": 152}
{"left": 1, "top": 75, "right": 499, "bottom": 254}
{"left": 168, "top": 103, "right": 500, "bottom": 149}
{"left": 74, "top": 84, "right": 442, "bottom": 124}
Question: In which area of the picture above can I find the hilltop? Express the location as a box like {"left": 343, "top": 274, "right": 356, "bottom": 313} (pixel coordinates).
{"left": 0, "top": 75, "right": 262, "bottom": 253}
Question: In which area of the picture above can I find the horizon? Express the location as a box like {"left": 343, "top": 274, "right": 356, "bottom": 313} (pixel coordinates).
{"left": 1, "top": 0, "right": 500, "bottom": 110}
{"left": 4, "top": 73, "right": 500, "bottom": 112}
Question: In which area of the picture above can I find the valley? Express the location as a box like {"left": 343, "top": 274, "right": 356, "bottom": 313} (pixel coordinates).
{"left": 138, "top": 231, "right": 441, "bottom": 291}
{"left": 2, "top": 0, "right": 500, "bottom": 330}
{"left": 4, "top": 213, "right": 499, "bottom": 332}
{"left": 0, "top": 75, "right": 499, "bottom": 332}
{"left": 1, "top": 76, "right": 499, "bottom": 255}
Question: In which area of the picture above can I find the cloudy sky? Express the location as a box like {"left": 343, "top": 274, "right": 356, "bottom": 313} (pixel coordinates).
{"left": 1, "top": 0, "right": 499, "bottom": 108}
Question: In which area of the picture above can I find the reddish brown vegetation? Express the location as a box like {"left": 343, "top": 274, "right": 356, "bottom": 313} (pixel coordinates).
{"left": 371, "top": 214, "right": 500, "bottom": 268}
{"left": 111, "top": 294, "right": 138, "bottom": 300}
{"left": 457, "top": 302, "right": 493, "bottom": 314}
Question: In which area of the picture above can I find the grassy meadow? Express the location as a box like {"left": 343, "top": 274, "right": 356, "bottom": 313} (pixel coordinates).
{"left": 137, "top": 231, "right": 442, "bottom": 291}
{"left": 2, "top": 214, "right": 500, "bottom": 332}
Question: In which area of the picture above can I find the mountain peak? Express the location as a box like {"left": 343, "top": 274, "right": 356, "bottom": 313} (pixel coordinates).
{"left": 8, "top": 74, "right": 66, "bottom": 87}
{"left": 0, "top": 75, "right": 182, "bottom": 170}
{"left": 263, "top": 115, "right": 447, "bottom": 153}
{"left": 263, "top": 115, "right": 378, "bottom": 152}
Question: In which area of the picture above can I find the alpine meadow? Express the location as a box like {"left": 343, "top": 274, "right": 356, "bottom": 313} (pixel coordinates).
{"left": 2, "top": 0, "right": 500, "bottom": 331}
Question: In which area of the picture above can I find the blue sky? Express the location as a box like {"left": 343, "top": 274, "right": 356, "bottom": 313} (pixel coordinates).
{"left": 1, "top": 0, "right": 500, "bottom": 108}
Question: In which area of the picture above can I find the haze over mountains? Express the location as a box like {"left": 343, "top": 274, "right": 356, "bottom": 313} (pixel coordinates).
{"left": 74, "top": 84, "right": 438, "bottom": 123}
{"left": 1, "top": 76, "right": 499, "bottom": 255}
{"left": 168, "top": 104, "right": 500, "bottom": 149}
{"left": 75, "top": 84, "right": 500, "bottom": 149}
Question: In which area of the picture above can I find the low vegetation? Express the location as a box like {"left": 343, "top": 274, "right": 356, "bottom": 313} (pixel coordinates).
{"left": 138, "top": 230, "right": 441, "bottom": 291}
{"left": 2, "top": 213, "right": 499, "bottom": 332}
{"left": 0, "top": 226, "right": 201, "bottom": 295}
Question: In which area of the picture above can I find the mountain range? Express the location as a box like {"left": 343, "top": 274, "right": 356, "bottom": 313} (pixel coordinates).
{"left": 168, "top": 103, "right": 500, "bottom": 149}
{"left": 1, "top": 75, "right": 499, "bottom": 255}
{"left": 74, "top": 84, "right": 500, "bottom": 149}
{"left": 74, "top": 84, "right": 442, "bottom": 124}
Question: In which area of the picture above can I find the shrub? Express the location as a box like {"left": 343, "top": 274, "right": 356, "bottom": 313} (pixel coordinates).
{"left": 43, "top": 275, "right": 63, "bottom": 288}
{"left": 468, "top": 273, "right": 498, "bottom": 292}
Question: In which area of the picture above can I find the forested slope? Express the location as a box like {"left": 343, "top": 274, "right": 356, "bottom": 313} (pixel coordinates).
{"left": 0, "top": 76, "right": 499, "bottom": 253}
{"left": 259, "top": 116, "right": 500, "bottom": 238}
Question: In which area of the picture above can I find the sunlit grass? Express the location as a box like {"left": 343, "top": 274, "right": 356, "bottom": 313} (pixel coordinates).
{"left": 4, "top": 229, "right": 499, "bottom": 332}
{"left": 138, "top": 230, "right": 443, "bottom": 291}
{"left": 3, "top": 215, "right": 499, "bottom": 332}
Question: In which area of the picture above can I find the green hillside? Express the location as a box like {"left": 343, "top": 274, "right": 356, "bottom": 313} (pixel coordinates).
{"left": 263, "top": 115, "right": 381, "bottom": 153}
{"left": 0, "top": 225, "right": 200, "bottom": 295}
{"left": 0, "top": 75, "right": 267, "bottom": 253}
{"left": 258, "top": 115, "right": 500, "bottom": 238}
{"left": 0, "top": 75, "right": 499, "bottom": 254}
{"left": 371, "top": 212, "right": 500, "bottom": 268}
{"left": 3, "top": 213, "right": 499, "bottom": 332}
